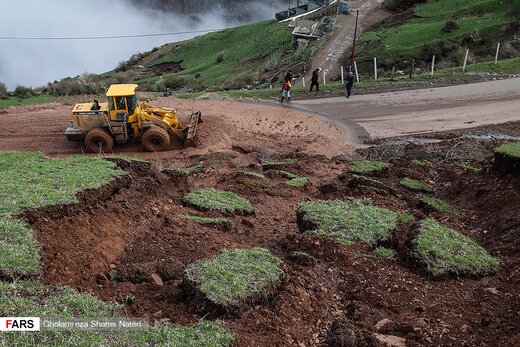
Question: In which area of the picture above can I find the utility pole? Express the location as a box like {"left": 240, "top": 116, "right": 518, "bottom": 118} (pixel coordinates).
{"left": 350, "top": 10, "right": 360, "bottom": 68}
{"left": 288, "top": 0, "right": 291, "bottom": 19}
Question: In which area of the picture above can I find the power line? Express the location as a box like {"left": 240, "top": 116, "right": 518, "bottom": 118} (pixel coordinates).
{"left": 0, "top": 29, "right": 223, "bottom": 40}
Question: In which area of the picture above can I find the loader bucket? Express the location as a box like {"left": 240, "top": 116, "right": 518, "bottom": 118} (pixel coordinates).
{"left": 184, "top": 111, "right": 203, "bottom": 147}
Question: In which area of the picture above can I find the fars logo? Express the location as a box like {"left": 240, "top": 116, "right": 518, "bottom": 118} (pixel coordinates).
{"left": 0, "top": 317, "right": 40, "bottom": 331}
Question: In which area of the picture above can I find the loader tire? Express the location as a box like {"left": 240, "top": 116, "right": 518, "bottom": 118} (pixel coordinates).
{"left": 85, "top": 128, "right": 114, "bottom": 153}
{"left": 142, "top": 126, "right": 170, "bottom": 152}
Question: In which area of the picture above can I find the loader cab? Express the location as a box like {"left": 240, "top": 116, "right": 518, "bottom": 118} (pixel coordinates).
{"left": 106, "top": 84, "right": 139, "bottom": 121}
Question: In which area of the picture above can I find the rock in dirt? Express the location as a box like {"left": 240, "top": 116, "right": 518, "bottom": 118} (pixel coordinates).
{"left": 375, "top": 318, "right": 392, "bottom": 331}
{"left": 96, "top": 273, "right": 109, "bottom": 285}
{"left": 484, "top": 287, "right": 498, "bottom": 295}
{"left": 415, "top": 317, "right": 428, "bottom": 328}
{"left": 373, "top": 333, "right": 406, "bottom": 347}
{"left": 149, "top": 273, "right": 164, "bottom": 286}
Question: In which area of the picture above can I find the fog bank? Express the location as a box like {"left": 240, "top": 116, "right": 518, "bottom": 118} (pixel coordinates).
{"left": 0, "top": 0, "right": 285, "bottom": 90}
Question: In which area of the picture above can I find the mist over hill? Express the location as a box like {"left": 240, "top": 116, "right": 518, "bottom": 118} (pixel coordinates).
{"left": 0, "top": 0, "right": 286, "bottom": 89}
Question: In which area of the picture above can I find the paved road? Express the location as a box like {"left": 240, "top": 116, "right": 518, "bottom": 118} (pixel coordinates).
{"left": 291, "top": 78, "right": 520, "bottom": 143}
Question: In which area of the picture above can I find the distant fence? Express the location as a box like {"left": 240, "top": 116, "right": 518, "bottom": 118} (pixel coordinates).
{"left": 320, "top": 42, "right": 517, "bottom": 85}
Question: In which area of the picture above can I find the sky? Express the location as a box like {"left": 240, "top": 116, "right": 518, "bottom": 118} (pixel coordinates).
{"left": 0, "top": 0, "right": 283, "bottom": 90}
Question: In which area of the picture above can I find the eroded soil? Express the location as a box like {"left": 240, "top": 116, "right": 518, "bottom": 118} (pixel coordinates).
{"left": 19, "top": 132, "right": 520, "bottom": 346}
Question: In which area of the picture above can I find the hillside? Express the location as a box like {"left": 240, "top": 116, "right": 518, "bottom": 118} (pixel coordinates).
{"left": 63, "top": 21, "right": 298, "bottom": 95}
{"left": 351, "top": 0, "right": 520, "bottom": 72}
{"left": 37, "top": 0, "right": 520, "bottom": 97}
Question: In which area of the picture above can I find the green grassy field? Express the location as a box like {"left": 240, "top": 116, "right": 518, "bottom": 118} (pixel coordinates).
{"left": 0, "top": 94, "right": 57, "bottom": 109}
{"left": 139, "top": 20, "right": 292, "bottom": 89}
{"left": 356, "top": 0, "right": 519, "bottom": 65}
{"left": 0, "top": 152, "right": 125, "bottom": 277}
{"left": 0, "top": 152, "right": 234, "bottom": 345}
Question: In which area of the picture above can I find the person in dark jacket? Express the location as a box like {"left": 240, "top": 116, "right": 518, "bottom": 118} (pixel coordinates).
{"left": 310, "top": 68, "right": 320, "bottom": 92}
{"left": 345, "top": 71, "right": 355, "bottom": 98}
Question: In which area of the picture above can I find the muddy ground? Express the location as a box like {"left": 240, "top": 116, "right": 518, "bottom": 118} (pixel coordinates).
{"left": 11, "top": 120, "right": 518, "bottom": 346}
{"left": 1, "top": 95, "right": 519, "bottom": 345}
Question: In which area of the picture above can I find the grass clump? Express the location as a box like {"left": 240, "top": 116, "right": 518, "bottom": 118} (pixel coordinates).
{"left": 146, "top": 320, "right": 233, "bottom": 347}
{"left": 0, "top": 280, "right": 233, "bottom": 346}
{"left": 184, "top": 248, "right": 283, "bottom": 309}
{"left": 180, "top": 215, "right": 231, "bottom": 230}
{"left": 172, "top": 163, "right": 204, "bottom": 175}
{"left": 459, "top": 162, "right": 482, "bottom": 173}
{"left": 237, "top": 168, "right": 267, "bottom": 179}
{"left": 372, "top": 247, "right": 397, "bottom": 259}
{"left": 183, "top": 188, "right": 254, "bottom": 215}
{"left": 348, "top": 160, "right": 390, "bottom": 175}
{"left": 278, "top": 170, "right": 299, "bottom": 179}
{"left": 399, "top": 212, "right": 415, "bottom": 223}
{"left": 411, "top": 159, "right": 427, "bottom": 166}
{"left": 495, "top": 141, "right": 520, "bottom": 159}
{"left": 261, "top": 158, "right": 298, "bottom": 169}
{"left": 412, "top": 219, "right": 500, "bottom": 277}
{"left": 287, "top": 177, "right": 309, "bottom": 187}
{"left": 298, "top": 198, "right": 398, "bottom": 245}
{"left": 400, "top": 177, "right": 425, "bottom": 191}
{"left": 0, "top": 151, "right": 125, "bottom": 276}
{"left": 420, "top": 195, "right": 459, "bottom": 214}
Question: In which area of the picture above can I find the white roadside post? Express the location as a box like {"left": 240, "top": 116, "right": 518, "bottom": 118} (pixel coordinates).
{"left": 495, "top": 42, "right": 501, "bottom": 64}
{"left": 463, "top": 49, "right": 469, "bottom": 71}
{"left": 374, "top": 57, "right": 378, "bottom": 80}
{"left": 323, "top": 71, "right": 326, "bottom": 85}
{"left": 354, "top": 61, "right": 360, "bottom": 82}
{"left": 302, "top": 77, "right": 305, "bottom": 88}
{"left": 431, "top": 55, "right": 435, "bottom": 77}
{"left": 341, "top": 66, "right": 344, "bottom": 84}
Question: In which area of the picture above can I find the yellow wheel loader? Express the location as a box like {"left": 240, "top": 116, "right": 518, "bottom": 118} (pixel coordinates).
{"left": 65, "top": 84, "right": 202, "bottom": 153}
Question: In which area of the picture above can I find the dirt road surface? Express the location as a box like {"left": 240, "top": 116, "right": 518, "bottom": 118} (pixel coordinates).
{"left": 293, "top": 78, "right": 520, "bottom": 142}
{"left": 0, "top": 99, "right": 351, "bottom": 159}
{"left": 297, "top": 0, "right": 388, "bottom": 86}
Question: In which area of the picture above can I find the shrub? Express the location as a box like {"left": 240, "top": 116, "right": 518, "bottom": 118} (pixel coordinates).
{"left": 14, "top": 85, "right": 34, "bottom": 99}
{"left": 0, "top": 82, "right": 8, "bottom": 99}
{"left": 164, "top": 75, "right": 186, "bottom": 90}
{"left": 216, "top": 53, "right": 225, "bottom": 63}
{"left": 441, "top": 20, "right": 460, "bottom": 33}
{"left": 115, "top": 60, "right": 129, "bottom": 72}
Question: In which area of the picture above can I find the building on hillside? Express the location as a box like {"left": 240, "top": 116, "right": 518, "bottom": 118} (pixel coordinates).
{"left": 275, "top": 0, "right": 332, "bottom": 21}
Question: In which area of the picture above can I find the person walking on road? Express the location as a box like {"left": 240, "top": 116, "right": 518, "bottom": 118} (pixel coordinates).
{"left": 310, "top": 68, "right": 320, "bottom": 92}
{"left": 345, "top": 71, "right": 355, "bottom": 98}
{"left": 281, "top": 78, "right": 292, "bottom": 103}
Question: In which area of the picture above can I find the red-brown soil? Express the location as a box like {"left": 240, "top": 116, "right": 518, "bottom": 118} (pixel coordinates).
{"left": 3, "top": 96, "right": 520, "bottom": 345}
{"left": 20, "top": 134, "right": 520, "bottom": 346}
